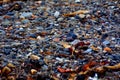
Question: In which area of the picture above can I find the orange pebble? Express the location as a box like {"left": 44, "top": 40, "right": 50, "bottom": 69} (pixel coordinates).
{"left": 104, "top": 47, "right": 112, "bottom": 52}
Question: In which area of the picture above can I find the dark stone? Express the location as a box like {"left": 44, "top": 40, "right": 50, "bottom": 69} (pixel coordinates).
{"left": 101, "top": 34, "right": 108, "bottom": 40}
{"left": 29, "top": 33, "right": 37, "bottom": 38}
{"left": 6, "top": 12, "right": 14, "bottom": 15}
{"left": 36, "top": 74, "right": 55, "bottom": 80}
{"left": 4, "top": 47, "right": 12, "bottom": 55}
{"left": 76, "top": 75, "right": 85, "bottom": 80}
{"left": 16, "top": 75, "right": 27, "bottom": 80}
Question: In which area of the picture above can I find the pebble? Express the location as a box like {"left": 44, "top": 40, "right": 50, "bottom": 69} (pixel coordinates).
{"left": 7, "top": 63, "right": 15, "bottom": 68}
{"left": 54, "top": 11, "right": 60, "bottom": 18}
{"left": 20, "top": 12, "right": 33, "bottom": 18}
{"left": 57, "top": 17, "right": 64, "bottom": 22}
{"left": 75, "top": 0, "right": 81, "bottom": 3}
{"left": 21, "top": 19, "right": 30, "bottom": 24}
{"left": 0, "top": 30, "right": 5, "bottom": 35}
{"left": 0, "top": 0, "right": 119, "bottom": 80}
{"left": 103, "top": 40, "right": 110, "bottom": 45}
{"left": 2, "top": 66, "right": 11, "bottom": 74}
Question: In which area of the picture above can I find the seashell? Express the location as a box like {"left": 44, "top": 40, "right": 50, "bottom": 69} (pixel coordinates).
{"left": 30, "top": 55, "right": 40, "bottom": 60}
{"left": 31, "top": 69, "right": 37, "bottom": 75}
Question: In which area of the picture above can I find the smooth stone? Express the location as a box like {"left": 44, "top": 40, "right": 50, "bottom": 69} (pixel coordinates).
{"left": 28, "top": 34, "right": 37, "bottom": 38}
{"left": 22, "top": 19, "right": 30, "bottom": 24}
{"left": 70, "top": 39, "right": 80, "bottom": 45}
{"left": 4, "top": 48, "right": 11, "bottom": 55}
{"left": 11, "top": 42, "right": 23, "bottom": 46}
{"left": 103, "top": 40, "right": 110, "bottom": 45}
{"left": 2, "top": 20, "right": 10, "bottom": 25}
{"left": 20, "top": 12, "right": 33, "bottom": 18}
{"left": 57, "top": 17, "right": 64, "bottom": 22}
{"left": 0, "top": 30, "right": 5, "bottom": 35}
{"left": 54, "top": 11, "right": 60, "bottom": 18}
{"left": 6, "top": 12, "right": 14, "bottom": 15}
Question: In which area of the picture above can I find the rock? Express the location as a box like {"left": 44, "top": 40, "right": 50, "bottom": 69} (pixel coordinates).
{"left": 42, "top": 65, "right": 48, "bottom": 71}
{"left": 7, "top": 63, "right": 15, "bottom": 68}
{"left": 28, "top": 34, "right": 37, "bottom": 38}
{"left": 2, "top": 66, "right": 11, "bottom": 74}
{"left": 76, "top": 75, "right": 85, "bottom": 80}
{"left": 53, "top": 38, "right": 60, "bottom": 42}
{"left": 0, "top": 30, "right": 5, "bottom": 35}
{"left": 79, "top": 14, "right": 86, "bottom": 18}
{"left": 75, "top": 0, "right": 81, "bottom": 3}
{"left": 20, "top": 12, "right": 33, "bottom": 18}
{"left": 11, "top": 42, "right": 23, "bottom": 47}
{"left": 88, "top": 73, "right": 98, "bottom": 80}
{"left": 7, "top": 76, "right": 15, "bottom": 80}
{"left": 104, "top": 47, "right": 112, "bottom": 53}
{"left": 70, "top": 39, "right": 80, "bottom": 45}
{"left": 57, "top": 17, "right": 64, "bottom": 22}
{"left": 4, "top": 48, "right": 11, "bottom": 55}
{"left": 21, "top": 19, "right": 30, "bottom": 24}
{"left": 6, "top": 12, "right": 14, "bottom": 16}
{"left": 54, "top": 11, "right": 60, "bottom": 18}
{"left": 84, "top": 48, "right": 92, "bottom": 53}
{"left": 103, "top": 40, "right": 110, "bottom": 45}
{"left": 2, "top": 20, "right": 10, "bottom": 25}
{"left": 56, "top": 57, "right": 64, "bottom": 62}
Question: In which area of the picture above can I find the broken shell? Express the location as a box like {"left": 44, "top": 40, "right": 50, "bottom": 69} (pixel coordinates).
{"left": 30, "top": 55, "right": 40, "bottom": 60}
{"left": 31, "top": 69, "right": 37, "bottom": 75}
